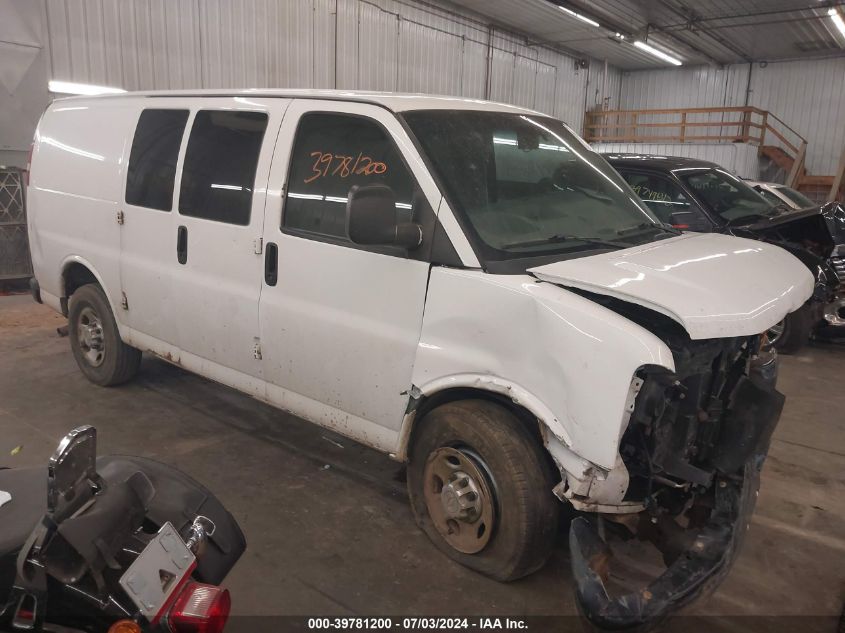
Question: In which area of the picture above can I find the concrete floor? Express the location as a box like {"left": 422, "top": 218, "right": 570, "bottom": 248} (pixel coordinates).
{"left": 1, "top": 294, "right": 843, "bottom": 625}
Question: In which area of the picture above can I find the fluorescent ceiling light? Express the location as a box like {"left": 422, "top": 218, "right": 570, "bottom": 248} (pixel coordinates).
{"left": 559, "top": 6, "right": 600, "bottom": 28}
{"left": 829, "top": 8, "right": 845, "bottom": 38}
{"left": 48, "top": 80, "right": 127, "bottom": 95}
{"left": 633, "top": 40, "right": 682, "bottom": 66}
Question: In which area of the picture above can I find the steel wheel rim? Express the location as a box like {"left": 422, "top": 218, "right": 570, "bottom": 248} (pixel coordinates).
{"left": 77, "top": 306, "right": 105, "bottom": 367}
{"left": 767, "top": 320, "right": 785, "bottom": 345}
{"left": 422, "top": 446, "right": 496, "bottom": 554}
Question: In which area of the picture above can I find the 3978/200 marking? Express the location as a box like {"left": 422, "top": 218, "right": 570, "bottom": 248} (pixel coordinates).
{"left": 307, "top": 617, "right": 528, "bottom": 630}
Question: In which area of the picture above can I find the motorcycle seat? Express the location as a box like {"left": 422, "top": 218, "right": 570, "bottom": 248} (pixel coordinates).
{"left": 0, "top": 467, "right": 47, "bottom": 559}
{"left": 0, "top": 467, "right": 47, "bottom": 599}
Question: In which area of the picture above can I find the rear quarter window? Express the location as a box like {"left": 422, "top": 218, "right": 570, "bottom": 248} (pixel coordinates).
{"left": 125, "top": 109, "right": 189, "bottom": 211}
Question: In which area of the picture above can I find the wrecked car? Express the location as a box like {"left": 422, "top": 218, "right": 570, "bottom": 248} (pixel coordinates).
{"left": 607, "top": 154, "right": 844, "bottom": 353}
{"left": 746, "top": 180, "right": 817, "bottom": 210}
{"left": 27, "top": 91, "right": 813, "bottom": 629}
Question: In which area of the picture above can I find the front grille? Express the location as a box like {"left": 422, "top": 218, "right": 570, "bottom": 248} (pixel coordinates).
{"left": 830, "top": 256, "right": 845, "bottom": 283}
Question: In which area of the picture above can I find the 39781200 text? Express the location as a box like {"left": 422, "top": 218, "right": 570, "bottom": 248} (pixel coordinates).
{"left": 307, "top": 617, "right": 529, "bottom": 630}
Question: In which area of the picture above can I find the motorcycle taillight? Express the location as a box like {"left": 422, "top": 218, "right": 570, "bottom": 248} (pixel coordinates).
{"left": 166, "top": 581, "right": 231, "bottom": 633}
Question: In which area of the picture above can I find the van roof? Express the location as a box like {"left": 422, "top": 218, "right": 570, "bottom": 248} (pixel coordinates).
{"left": 53, "top": 89, "right": 548, "bottom": 116}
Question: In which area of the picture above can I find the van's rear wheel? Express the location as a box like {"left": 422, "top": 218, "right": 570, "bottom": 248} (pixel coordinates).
{"left": 407, "top": 400, "right": 559, "bottom": 581}
{"left": 68, "top": 284, "right": 141, "bottom": 386}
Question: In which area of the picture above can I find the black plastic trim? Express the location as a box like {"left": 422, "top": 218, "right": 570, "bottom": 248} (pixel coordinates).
{"left": 29, "top": 278, "right": 42, "bottom": 304}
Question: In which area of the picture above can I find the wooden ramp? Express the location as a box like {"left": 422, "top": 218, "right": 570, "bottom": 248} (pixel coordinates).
{"left": 585, "top": 106, "right": 843, "bottom": 203}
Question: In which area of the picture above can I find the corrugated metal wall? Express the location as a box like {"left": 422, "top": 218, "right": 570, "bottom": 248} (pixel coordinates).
{"left": 586, "top": 58, "right": 622, "bottom": 112}
{"left": 616, "top": 65, "right": 750, "bottom": 142}
{"left": 616, "top": 58, "right": 845, "bottom": 176}
{"left": 41, "top": 0, "right": 605, "bottom": 131}
{"left": 749, "top": 57, "right": 845, "bottom": 176}
{"left": 619, "top": 65, "right": 750, "bottom": 110}
{"left": 35, "top": 0, "right": 845, "bottom": 176}
{"left": 0, "top": 0, "right": 49, "bottom": 165}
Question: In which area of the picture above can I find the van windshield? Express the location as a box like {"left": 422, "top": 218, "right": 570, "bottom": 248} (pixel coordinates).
{"left": 402, "top": 110, "right": 675, "bottom": 267}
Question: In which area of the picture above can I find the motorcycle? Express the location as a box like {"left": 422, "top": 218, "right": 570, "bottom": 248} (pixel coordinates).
{"left": 0, "top": 426, "right": 245, "bottom": 633}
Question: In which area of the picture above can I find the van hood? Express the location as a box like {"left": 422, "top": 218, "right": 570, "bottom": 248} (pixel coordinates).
{"left": 528, "top": 233, "right": 814, "bottom": 340}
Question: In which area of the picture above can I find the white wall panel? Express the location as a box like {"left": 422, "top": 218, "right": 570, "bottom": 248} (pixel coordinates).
{"left": 616, "top": 58, "right": 845, "bottom": 177}
{"left": 748, "top": 57, "right": 845, "bottom": 176}
{"left": 397, "top": 18, "right": 463, "bottom": 95}
{"left": 312, "top": 0, "right": 336, "bottom": 88}
{"left": 615, "top": 65, "right": 750, "bottom": 141}
{"left": 512, "top": 53, "right": 539, "bottom": 110}
{"left": 4, "top": 0, "right": 619, "bottom": 162}
{"left": 335, "top": 0, "right": 359, "bottom": 90}
{"left": 356, "top": 1, "right": 399, "bottom": 91}
{"left": 587, "top": 58, "right": 621, "bottom": 112}
{"left": 460, "top": 37, "right": 488, "bottom": 99}
{"left": 46, "top": 0, "right": 203, "bottom": 90}
{"left": 0, "top": 0, "right": 49, "bottom": 161}
{"left": 488, "top": 44, "right": 515, "bottom": 105}
{"left": 619, "top": 65, "right": 749, "bottom": 111}
{"left": 605, "top": 64, "right": 622, "bottom": 111}
{"left": 37, "top": 0, "right": 606, "bottom": 120}
{"left": 533, "top": 59, "right": 556, "bottom": 115}
{"left": 551, "top": 57, "right": 588, "bottom": 132}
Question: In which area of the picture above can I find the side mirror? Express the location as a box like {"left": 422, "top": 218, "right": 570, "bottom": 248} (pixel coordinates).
{"left": 346, "top": 184, "right": 423, "bottom": 250}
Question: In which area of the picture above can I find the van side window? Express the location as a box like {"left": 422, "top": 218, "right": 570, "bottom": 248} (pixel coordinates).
{"left": 283, "top": 113, "right": 415, "bottom": 239}
{"left": 178, "top": 110, "right": 268, "bottom": 226}
{"left": 125, "top": 109, "right": 189, "bottom": 211}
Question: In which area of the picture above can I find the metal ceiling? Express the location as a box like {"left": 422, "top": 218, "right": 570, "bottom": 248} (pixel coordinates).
{"left": 445, "top": 0, "right": 845, "bottom": 69}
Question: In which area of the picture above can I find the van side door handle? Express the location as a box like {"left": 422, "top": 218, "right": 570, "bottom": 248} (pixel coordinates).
{"left": 265, "top": 242, "right": 278, "bottom": 286}
{"left": 177, "top": 225, "right": 188, "bottom": 264}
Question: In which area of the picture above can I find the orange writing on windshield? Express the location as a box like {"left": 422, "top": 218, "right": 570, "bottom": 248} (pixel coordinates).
{"left": 304, "top": 151, "right": 388, "bottom": 184}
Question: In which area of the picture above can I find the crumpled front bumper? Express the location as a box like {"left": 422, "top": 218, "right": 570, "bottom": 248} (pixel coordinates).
{"left": 568, "top": 377, "right": 784, "bottom": 631}
{"left": 569, "top": 464, "right": 760, "bottom": 631}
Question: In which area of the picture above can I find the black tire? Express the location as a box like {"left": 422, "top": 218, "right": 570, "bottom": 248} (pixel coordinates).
{"left": 407, "top": 399, "right": 559, "bottom": 581}
{"left": 771, "top": 303, "right": 813, "bottom": 354}
{"left": 68, "top": 284, "right": 141, "bottom": 386}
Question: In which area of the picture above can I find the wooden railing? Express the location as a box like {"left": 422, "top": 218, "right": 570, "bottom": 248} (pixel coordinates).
{"left": 584, "top": 106, "right": 809, "bottom": 188}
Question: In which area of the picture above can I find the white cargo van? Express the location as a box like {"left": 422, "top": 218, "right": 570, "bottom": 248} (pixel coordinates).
{"left": 27, "top": 90, "right": 812, "bottom": 625}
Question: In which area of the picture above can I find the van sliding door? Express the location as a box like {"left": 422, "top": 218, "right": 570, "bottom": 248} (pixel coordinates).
{"left": 169, "top": 98, "right": 289, "bottom": 393}
{"left": 120, "top": 105, "right": 190, "bottom": 350}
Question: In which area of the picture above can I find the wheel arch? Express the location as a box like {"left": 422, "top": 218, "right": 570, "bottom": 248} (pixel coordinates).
{"left": 394, "top": 375, "right": 567, "bottom": 477}
{"left": 59, "top": 256, "right": 118, "bottom": 319}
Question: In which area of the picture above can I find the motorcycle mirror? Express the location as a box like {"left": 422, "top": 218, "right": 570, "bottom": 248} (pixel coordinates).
{"left": 48, "top": 425, "right": 99, "bottom": 516}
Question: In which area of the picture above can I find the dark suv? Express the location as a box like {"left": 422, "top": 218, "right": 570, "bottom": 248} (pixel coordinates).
{"left": 605, "top": 154, "right": 844, "bottom": 353}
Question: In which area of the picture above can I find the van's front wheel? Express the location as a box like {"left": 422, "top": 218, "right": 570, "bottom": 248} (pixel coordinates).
{"left": 769, "top": 303, "right": 813, "bottom": 354}
{"left": 68, "top": 284, "right": 141, "bottom": 386}
{"left": 407, "top": 400, "right": 559, "bottom": 581}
